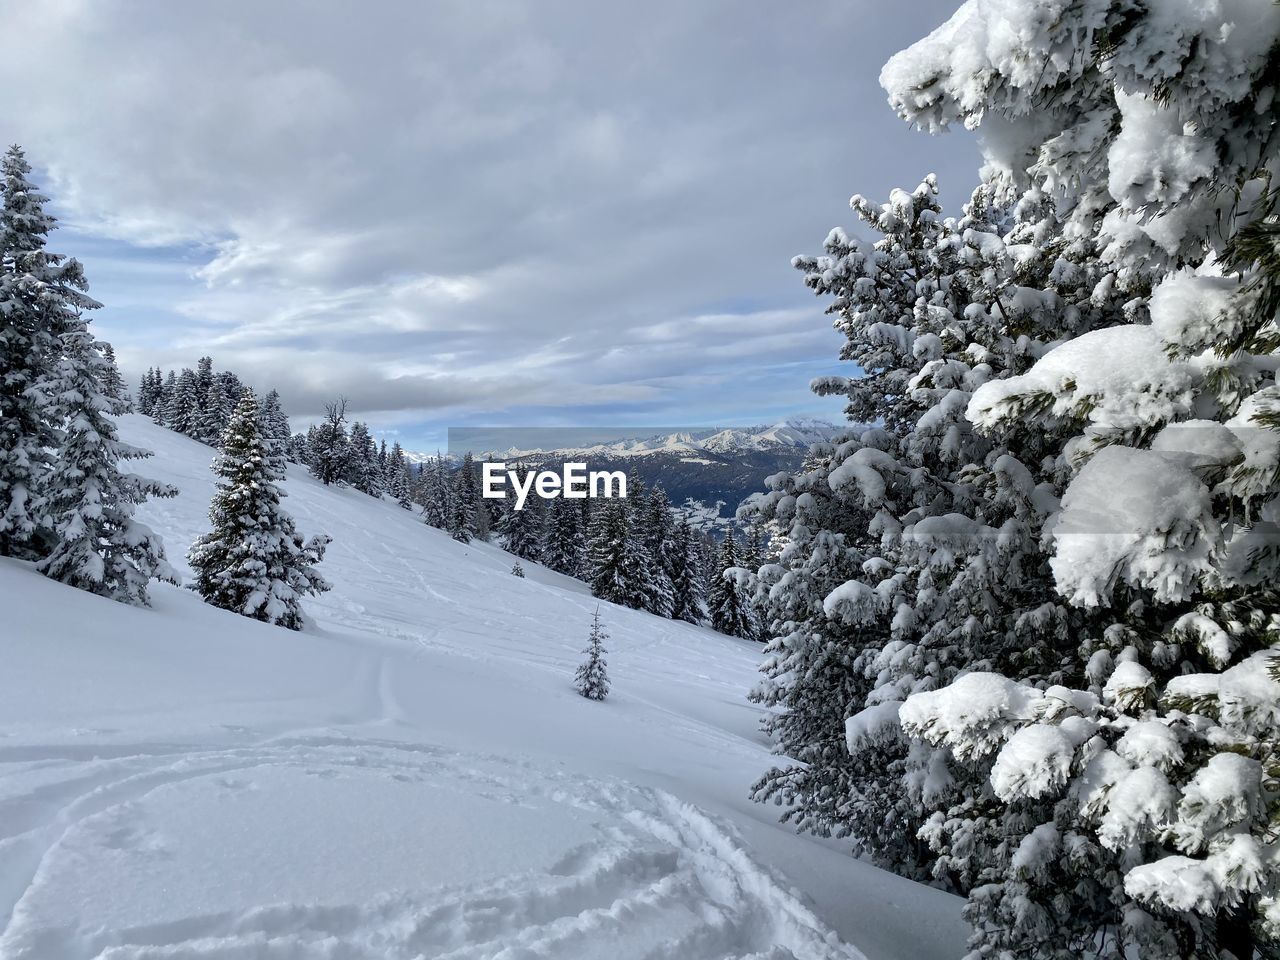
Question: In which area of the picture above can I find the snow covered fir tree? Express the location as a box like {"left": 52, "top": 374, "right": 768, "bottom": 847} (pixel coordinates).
{"left": 0, "top": 144, "right": 80, "bottom": 562}
{"left": 709, "top": 531, "right": 756, "bottom": 640}
{"left": 745, "top": 2, "right": 1280, "bottom": 958}
{"left": 585, "top": 498, "right": 651, "bottom": 611}
{"left": 37, "top": 323, "right": 179, "bottom": 605}
{"left": 0, "top": 144, "right": 177, "bottom": 604}
{"left": 574, "top": 608, "right": 610, "bottom": 701}
{"left": 188, "top": 390, "right": 332, "bottom": 630}
{"left": 497, "top": 465, "right": 544, "bottom": 558}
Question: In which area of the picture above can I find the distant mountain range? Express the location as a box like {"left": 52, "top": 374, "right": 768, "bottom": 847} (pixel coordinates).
{"left": 480, "top": 418, "right": 842, "bottom": 460}
{"left": 408, "top": 418, "right": 845, "bottom": 529}
{"left": 402, "top": 449, "right": 446, "bottom": 466}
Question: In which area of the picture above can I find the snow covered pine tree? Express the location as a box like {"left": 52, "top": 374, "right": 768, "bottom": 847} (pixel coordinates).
{"left": 188, "top": 390, "right": 331, "bottom": 630}
{"left": 258, "top": 389, "right": 291, "bottom": 458}
{"left": 165, "top": 369, "right": 201, "bottom": 438}
{"left": 638, "top": 486, "right": 677, "bottom": 618}
{"left": 0, "top": 144, "right": 177, "bottom": 602}
{"left": 0, "top": 144, "right": 97, "bottom": 560}
{"left": 750, "top": 25, "right": 1195, "bottom": 938}
{"left": 386, "top": 441, "right": 412, "bottom": 508}
{"left": 774, "top": 166, "right": 1139, "bottom": 890}
{"left": 587, "top": 498, "right": 648, "bottom": 610}
{"left": 669, "top": 516, "right": 705, "bottom": 624}
{"left": 845, "top": 1, "right": 1280, "bottom": 956}
{"left": 447, "top": 453, "right": 480, "bottom": 543}
{"left": 574, "top": 608, "right": 610, "bottom": 701}
{"left": 98, "top": 343, "right": 126, "bottom": 402}
{"left": 136, "top": 367, "right": 162, "bottom": 417}
{"left": 497, "top": 463, "right": 545, "bottom": 559}
{"left": 420, "top": 453, "right": 451, "bottom": 530}
{"left": 154, "top": 371, "right": 176, "bottom": 425}
{"left": 543, "top": 496, "right": 586, "bottom": 577}
{"left": 346, "top": 421, "right": 385, "bottom": 496}
{"left": 709, "top": 532, "right": 756, "bottom": 640}
{"left": 38, "top": 323, "right": 178, "bottom": 605}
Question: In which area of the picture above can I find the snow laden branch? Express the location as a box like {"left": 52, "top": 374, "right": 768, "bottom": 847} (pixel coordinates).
{"left": 897, "top": 657, "right": 1280, "bottom": 936}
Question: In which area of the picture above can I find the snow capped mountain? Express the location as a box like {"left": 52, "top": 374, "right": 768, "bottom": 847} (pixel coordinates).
{"left": 699, "top": 417, "right": 842, "bottom": 454}
{"left": 464, "top": 417, "right": 842, "bottom": 461}
{"left": 401, "top": 448, "right": 454, "bottom": 466}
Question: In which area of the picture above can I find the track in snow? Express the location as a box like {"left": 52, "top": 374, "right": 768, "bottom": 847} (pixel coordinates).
{"left": 0, "top": 734, "right": 861, "bottom": 960}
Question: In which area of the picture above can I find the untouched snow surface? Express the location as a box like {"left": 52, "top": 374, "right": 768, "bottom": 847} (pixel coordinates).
{"left": 0, "top": 415, "right": 963, "bottom": 960}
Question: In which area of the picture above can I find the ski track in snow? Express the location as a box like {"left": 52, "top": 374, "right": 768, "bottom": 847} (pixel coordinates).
{"left": 1, "top": 417, "right": 961, "bottom": 960}
{"left": 0, "top": 736, "right": 857, "bottom": 960}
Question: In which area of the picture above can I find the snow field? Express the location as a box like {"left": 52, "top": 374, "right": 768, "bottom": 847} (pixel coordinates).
{"left": 0, "top": 416, "right": 964, "bottom": 960}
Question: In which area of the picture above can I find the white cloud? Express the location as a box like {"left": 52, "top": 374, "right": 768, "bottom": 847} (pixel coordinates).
{"left": 1, "top": 0, "right": 980, "bottom": 443}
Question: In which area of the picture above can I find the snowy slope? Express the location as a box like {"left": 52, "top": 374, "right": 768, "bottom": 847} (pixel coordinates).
{"left": 0, "top": 415, "right": 963, "bottom": 960}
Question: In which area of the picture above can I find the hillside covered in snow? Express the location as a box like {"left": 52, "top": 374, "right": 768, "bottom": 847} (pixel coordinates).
{"left": 0, "top": 415, "right": 962, "bottom": 960}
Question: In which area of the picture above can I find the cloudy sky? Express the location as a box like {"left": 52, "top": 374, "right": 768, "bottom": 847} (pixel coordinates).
{"left": 1, "top": 0, "right": 978, "bottom": 450}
